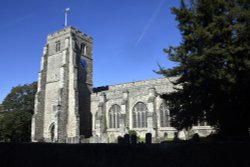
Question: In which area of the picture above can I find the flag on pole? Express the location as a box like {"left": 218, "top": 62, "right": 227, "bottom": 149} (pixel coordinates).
{"left": 64, "top": 8, "right": 70, "bottom": 27}
{"left": 65, "top": 8, "right": 70, "bottom": 12}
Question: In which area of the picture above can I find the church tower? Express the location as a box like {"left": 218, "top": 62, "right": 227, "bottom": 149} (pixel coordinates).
{"left": 32, "top": 27, "right": 93, "bottom": 143}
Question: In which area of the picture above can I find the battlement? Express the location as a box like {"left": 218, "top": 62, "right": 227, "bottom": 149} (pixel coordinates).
{"left": 47, "top": 26, "right": 92, "bottom": 42}
{"left": 92, "top": 77, "right": 178, "bottom": 93}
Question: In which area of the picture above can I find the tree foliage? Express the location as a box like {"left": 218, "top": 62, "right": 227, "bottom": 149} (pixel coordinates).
{"left": 0, "top": 111, "right": 32, "bottom": 142}
{"left": 0, "top": 82, "right": 37, "bottom": 142}
{"left": 2, "top": 82, "right": 37, "bottom": 114}
{"left": 160, "top": 0, "right": 250, "bottom": 139}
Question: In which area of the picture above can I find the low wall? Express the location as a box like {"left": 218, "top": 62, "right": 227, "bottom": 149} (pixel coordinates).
{"left": 0, "top": 142, "right": 249, "bottom": 167}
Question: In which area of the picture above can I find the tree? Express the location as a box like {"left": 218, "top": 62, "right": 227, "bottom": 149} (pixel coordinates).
{"left": 0, "top": 82, "right": 37, "bottom": 142}
{"left": 0, "top": 111, "right": 32, "bottom": 142}
{"left": 2, "top": 82, "right": 37, "bottom": 114}
{"left": 160, "top": 0, "right": 250, "bottom": 139}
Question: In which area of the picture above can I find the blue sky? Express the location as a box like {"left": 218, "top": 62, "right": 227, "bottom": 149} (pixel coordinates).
{"left": 0, "top": 0, "right": 181, "bottom": 103}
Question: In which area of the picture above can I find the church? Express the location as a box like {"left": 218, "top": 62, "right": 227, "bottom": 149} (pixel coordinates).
{"left": 31, "top": 26, "right": 213, "bottom": 143}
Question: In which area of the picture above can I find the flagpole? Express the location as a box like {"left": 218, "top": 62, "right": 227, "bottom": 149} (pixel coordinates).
{"left": 64, "top": 8, "right": 70, "bottom": 27}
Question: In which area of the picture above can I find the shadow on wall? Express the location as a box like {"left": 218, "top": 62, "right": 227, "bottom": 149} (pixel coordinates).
{"left": 93, "top": 86, "right": 109, "bottom": 93}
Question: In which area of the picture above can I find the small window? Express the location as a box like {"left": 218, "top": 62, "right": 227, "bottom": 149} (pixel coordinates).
{"left": 81, "top": 43, "right": 87, "bottom": 55}
{"left": 55, "top": 41, "right": 61, "bottom": 52}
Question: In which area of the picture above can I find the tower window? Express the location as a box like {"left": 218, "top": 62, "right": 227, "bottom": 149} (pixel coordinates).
{"left": 55, "top": 41, "right": 61, "bottom": 52}
{"left": 81, "top": 43, "right": 87, "bottom": 55}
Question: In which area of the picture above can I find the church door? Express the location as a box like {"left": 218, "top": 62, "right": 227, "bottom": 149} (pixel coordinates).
{"left": 50, "top": 124, "right": 55, "bottom": 142}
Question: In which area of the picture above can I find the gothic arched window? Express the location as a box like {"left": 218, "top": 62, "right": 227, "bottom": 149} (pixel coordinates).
{"left": 132, "top": 102, "right": 148, "bottom": 128}
{"left": 109, "top": 104, "right": 121, "bottom": 128}
{"left": 159, "top": 103, "right": 170, "bottom": 127}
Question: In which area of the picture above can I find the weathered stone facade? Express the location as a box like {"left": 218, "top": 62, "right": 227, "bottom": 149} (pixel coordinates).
{"left": 90, "top": 78, "right": 214, "bottom": 143}
{"left": 91, "top": 78, "right": 177, "bottom": 143}
{"left": 32, "top": 27, "right": 92, "bottom": 143}
{"left": 32, "top": 27, "right": 213, "bottom": 143}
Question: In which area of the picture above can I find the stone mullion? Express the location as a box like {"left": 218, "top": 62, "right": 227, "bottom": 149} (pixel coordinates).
{"left": 144, "top": 111, "right": 147, "bottom": 128}
{"left": 166, "top": 110, "right": 170, "bottom": 127}
{"left": 109, "top": 112, "right": 111, "bottom": 128}
{"left": 132, "top": 112, "right": 136, "bottom": 128}
{"left": 135, "top": 112, "right": 138, "bottom": 128}
{"left": 160, "top": 109, "right": 163, "bottom": 127}
{"left": 141, "top": 112, "right": 144, "bottom": 128}
{"left": 138, "top": 111, "right": 141, "bottom": 128}
{"left": 116, "top": 112, "right": 120, "bottom": 128}
{"left": 114, "top": 112, "right": 117, "bottom": 129}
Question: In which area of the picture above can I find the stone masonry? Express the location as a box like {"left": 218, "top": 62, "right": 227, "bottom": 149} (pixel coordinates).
{"left": 32, "top": 26, "right": 92, "bottom": 143}
{"left": 32, "top": 27, "right": 214, "bottom": 143}
{"left": 91, "top": 77, "right": 214, "bottom": 143}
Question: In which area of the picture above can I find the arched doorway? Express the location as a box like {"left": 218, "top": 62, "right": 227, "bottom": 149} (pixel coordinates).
{"left": 49, "top": 123, "right": 55, "bottom": 142}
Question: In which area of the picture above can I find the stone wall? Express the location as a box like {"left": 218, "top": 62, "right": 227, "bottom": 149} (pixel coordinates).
{"left": 32, "top": 27, "right": 93, "bottom": 143}
{"left": 91, "top": 77, "right": 178, "bottom": 142}
{"left": 91, "top": 77, "right": 214, "bottom": 143}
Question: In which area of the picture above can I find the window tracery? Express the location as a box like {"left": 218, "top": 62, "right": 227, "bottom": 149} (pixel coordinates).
{"left": 132, "top": 102, "right": 148, "bottom": 128}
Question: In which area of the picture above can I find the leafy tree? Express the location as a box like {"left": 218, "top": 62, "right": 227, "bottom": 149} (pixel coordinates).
{"left": 2, "top": 82, "right": 37, "bottom": 114}
{"left": 0, "top": 82, "right": 37, "bottom": 142}
{"left": 0, "top": 111, "right": 32, "bottom": 142}
{"left": 160, "top": 0, "right": 250, "bottom": 139}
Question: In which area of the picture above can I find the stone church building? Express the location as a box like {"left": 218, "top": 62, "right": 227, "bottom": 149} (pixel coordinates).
{"left": 32, "top": 27, "right": 213, "bottom": 143}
